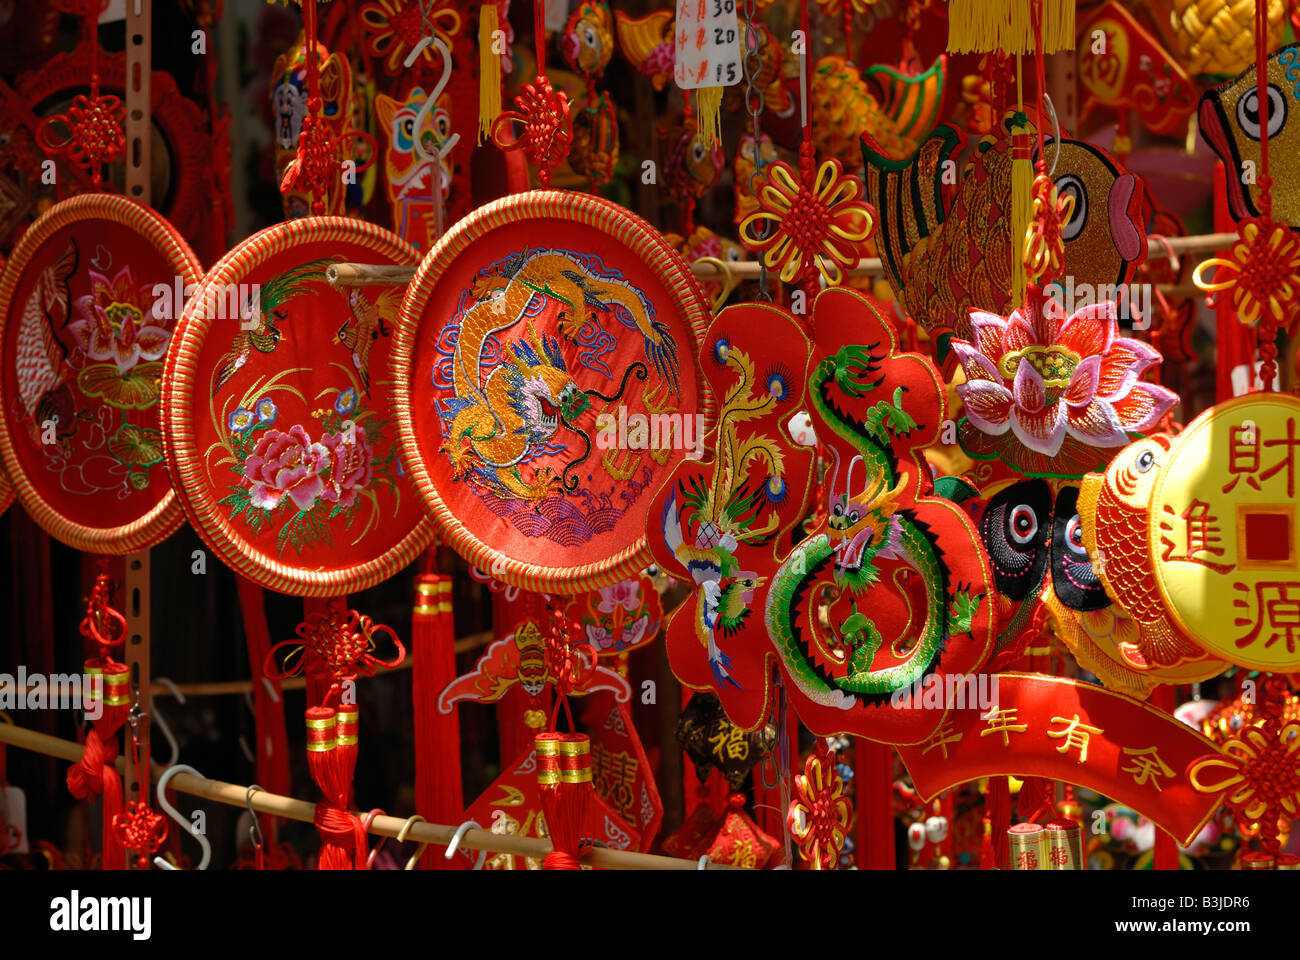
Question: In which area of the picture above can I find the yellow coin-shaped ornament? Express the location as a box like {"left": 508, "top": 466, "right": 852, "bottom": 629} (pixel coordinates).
{"left": 1149, "top": 393, "right": 1300, "bottom": 672}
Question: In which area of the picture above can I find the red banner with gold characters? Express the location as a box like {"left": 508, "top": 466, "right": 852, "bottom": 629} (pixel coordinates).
{"left": 896, "top": 674, "right": 1227, "bottom": 846}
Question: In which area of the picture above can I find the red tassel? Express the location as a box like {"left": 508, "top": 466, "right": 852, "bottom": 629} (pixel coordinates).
{"left": 535, "top": 731, "right": 593, "bottom": 870}
{"left": 236, "top": 576, "right": 290, "bottom": 845}
{"left": 985, "top": 776, "right": 1010, "bottom": 870}
{"left": 412, "top": 572, "right": 462, "bottom": 866}
{"left": 855, "top": 740, "right": 894, "bottom": 869}
{"left": 66, "top": 659, "right": 129, "bottom": 869}
{"left": 306, "top": 704, "right": 366, "bottom": 869}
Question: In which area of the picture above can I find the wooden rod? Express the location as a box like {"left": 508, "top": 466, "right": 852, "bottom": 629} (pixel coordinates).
{"left": 0, "top": 722, "right": 741, "bottom": 870}
{"left": 326, "top": 232, "right": 1238, "bottom": 289}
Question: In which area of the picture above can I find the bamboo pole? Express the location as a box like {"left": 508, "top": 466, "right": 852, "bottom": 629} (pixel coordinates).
{"left": 325, "top": 232, "right": 1239, "bottom": 289}
{"left": 0, "top": 722, "right": 741, "bottom": 870}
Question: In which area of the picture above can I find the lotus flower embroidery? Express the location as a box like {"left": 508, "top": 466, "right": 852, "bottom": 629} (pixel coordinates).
{"left": 69, "top": 266, "right": 170, "bottom": 375}
{"left": 951, "top": 287, "right": 1178, "bottom": 478}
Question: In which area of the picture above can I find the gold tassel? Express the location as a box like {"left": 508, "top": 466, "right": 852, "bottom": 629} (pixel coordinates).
{"left": 695, "top": 87, "right": 724, "bottom": 149}
{"left": 1010, "top": 55, "right": 1033, "bottom": 306}
{"left": 948, "top": 0, "right": 1075, "bottom": 55}
{"left": 478, "top": 2, "right": 503, "bottom": 145}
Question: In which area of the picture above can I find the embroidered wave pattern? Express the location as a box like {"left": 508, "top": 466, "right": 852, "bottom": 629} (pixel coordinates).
{"left": 476, "top": 465, "right": 655, "bottom": 547}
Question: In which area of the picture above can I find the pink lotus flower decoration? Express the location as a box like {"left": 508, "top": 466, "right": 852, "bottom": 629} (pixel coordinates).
{"left": 70, "top": 266, "right": 170, "bottom": 375}
{"left": 952, "top": 288, "right": 1178, "bottom": 478}
{"left": 595, "top": 579, "right": 641, "bottom": 615}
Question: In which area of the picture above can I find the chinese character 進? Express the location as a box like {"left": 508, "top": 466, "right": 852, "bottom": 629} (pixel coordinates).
{"left": 979, "top": 707, "right": 1028, "bottom": 747}
{"left": 1047, "top": 714, "right": 1104, "bottom": 763}
{"left": 1233, "top": 581, "right": 1300, "bottom": 653}
{"left": 1120, "top": 745, "right": 1176, "bottom": 791}
{"left": 921, "top": 720, "right": 963, "bottom": 759}
{"left": 1159, "top": 500, "right": 1235, "bottom": 574}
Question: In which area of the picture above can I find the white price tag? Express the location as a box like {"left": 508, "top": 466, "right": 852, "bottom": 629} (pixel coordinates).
{"left": 543, "top": 0, "right": 570, "bottom": 33}
{"left": 674, "top": 0, "right": 743, "bottom": 90}
{"left": 98, "top": 0, "right": 126, "bottom": 24}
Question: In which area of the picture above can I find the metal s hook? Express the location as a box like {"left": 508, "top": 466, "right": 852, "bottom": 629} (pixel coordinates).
{"left": 245, "top": 784, "right": 266, "bottom": 852}
{"left": 695, "top": 256, "right": 740, "bottom": 313}
{"left": 150, "top": 677, "right": 183, "bottom": 768}
{"left": 407, "top": 38, "right": 460, "bottom": 165}
{"left": 1042, "top": 93, "right": 1062, "bottom": 177}
{"left": 396, "top": 814, "right": 430, "bottom": 870}
{"left": 362, "top": 809, "right": 388, "bottom": 869}
{"left": 445, "top": 819, "right": 487, "bottom": 870}
{"left": 153, "top": 765, "right": 211, "bottom": 870}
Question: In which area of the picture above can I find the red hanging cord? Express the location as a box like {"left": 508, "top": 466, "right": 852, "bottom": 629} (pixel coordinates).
{"left": 66, "top": 559, "right": 130, "bottom": 870}
{"left": 111, "top": 718, "right": 168, "bottom": 869}
{"left": 1253, "top": 0, "right": 1281, "bottom": 391}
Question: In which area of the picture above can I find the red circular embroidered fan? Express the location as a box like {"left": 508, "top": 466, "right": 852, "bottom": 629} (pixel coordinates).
{"left": 0, "top": 194, "right": 201, "bottom": 553}
{"left": 393, "top": 191, "right": 712, "bottom": 595}
{"left": 161, "top": 217, "right": 434, "bottom": 596}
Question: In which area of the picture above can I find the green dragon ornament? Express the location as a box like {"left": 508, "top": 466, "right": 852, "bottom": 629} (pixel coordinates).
{"left": 652, "top": 289, "right": 995, "bottom": 743}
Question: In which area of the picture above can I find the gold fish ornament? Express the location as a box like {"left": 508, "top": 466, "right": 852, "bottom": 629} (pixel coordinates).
{"left": 614, "top": 8, "right": 674, "bottom": 92}
{"left": 811, "top": 56, "right": 946, "bottom": 165}
{"left": 862, "top": 113, "right": 1148, "bottom": 368}
{"left": 1198, "top": 43, "right": 1300, "bottom": 228}
{"left": 561, "top": 1, "right": 619, "bottom": 187}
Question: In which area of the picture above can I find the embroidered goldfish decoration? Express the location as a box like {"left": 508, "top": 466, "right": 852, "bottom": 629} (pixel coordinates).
{"left": 862, "top": 113, "right": 1148, "bottom": 369}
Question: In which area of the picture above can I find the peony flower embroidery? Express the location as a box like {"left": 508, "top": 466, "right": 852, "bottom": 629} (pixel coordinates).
{"left": 738, "top": 158, "right": 876, "bottom": 287}
{"left": 69, "top": 266, "right": 170, "bottom": 374}
{"left": 242, "top": 425, "right": 331, "bottom": 512}
{"left": 319, "top": 426, "right": 373, "bottom": 508}
{"left": 951, "top": 287, "right": 1178, "bottom": 478}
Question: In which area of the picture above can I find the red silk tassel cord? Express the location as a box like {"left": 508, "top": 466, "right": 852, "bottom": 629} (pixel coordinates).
{"left": 36, "top": 1, "right": 125, "bottom": 188}
{"left": 795, "top": 0, "right": 819, "bottom": 304}
{"left": 280, "top": 0, "right": 335, "bottom": 213}
{"left": 111, "top": 719, "right": 168, "bottom": 869}
{"left": 535, "top": 729, "right": 594, "bottom": 870}
{"left": 306, "top": 701, "right": 367, "bottom": 869}
{"left": 491, "top": 0, "right": 573, "bottom": 187}
{"left": 66, "top": 559, "right": 130, "bottom": 870}
{"left": 266, "top": 599, "right": 404, "bottom": 870}
{"left": 531, "top": 601, "right": 595, "bottom": 870}
{"left": 1251, "top": 0, "right": 1285, "bottom": 390}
